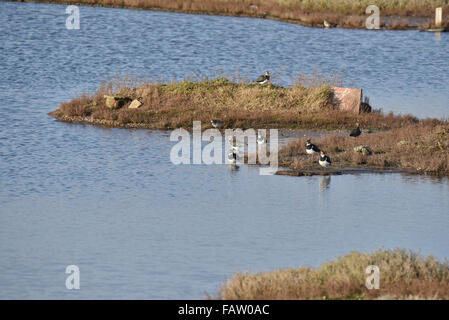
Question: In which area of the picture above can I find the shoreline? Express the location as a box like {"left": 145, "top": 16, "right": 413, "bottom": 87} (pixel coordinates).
{"left": 49, "top": 77, "right": 449, "bottom": 178}
{"left": 7, "top": 0, "right": 448, "bottom": 31}
{"left": 216, "top": 249, "right": 449, "bottom": 300}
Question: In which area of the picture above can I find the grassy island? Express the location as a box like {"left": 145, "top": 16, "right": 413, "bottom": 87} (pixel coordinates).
{"left": 49, "top": 76, "right": 449, "bottom": 176}
{"left": 11, "top": 0, "right": 449, "bottom": 30}
{"left": 216, "top": 249, "right": 449, "bottom": 300}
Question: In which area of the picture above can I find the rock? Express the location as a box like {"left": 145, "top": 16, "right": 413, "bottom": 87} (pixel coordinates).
{"left": 354, "top": 145, "right": 372, "bottom": 155}
{"left": 128, "top": 99, "right": 142, "bottom": 109}
{"left": 103, "top": 95, "right": 132, "bottom": 109}
{"left": 331, "top": 87, "right": 363, "bottom": 114}
{"left": 104, "top": 95, "right": 116, "bottom": 109}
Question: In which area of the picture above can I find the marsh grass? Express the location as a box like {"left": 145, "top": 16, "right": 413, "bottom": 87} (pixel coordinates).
{"left": 15, "top": 0, "right": 449, "bottom": 30}
{"left": 50, "top": 73, "right": 427, "bottom": 131}
{"left": 216, "top": 249, "right": 449, "bottom": 300}
{"left": 279, "top": 121, "right": 449, "bottom": 175}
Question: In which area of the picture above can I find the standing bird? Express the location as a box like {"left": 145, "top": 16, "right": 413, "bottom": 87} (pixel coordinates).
{"left": 349, "top": 123, "right": 361, "bottom": 137}
{"left": 305, "top": 139, "right": 320, "bottom": 155}
{"left": 323, "top": 20, "right": 336, "bottom": 28}
{"left": 319, "top": 151, "right": 331, "bottom": 168}
{"left": 227, "top": 149, "right": 237, "bottom": 164}
{"left": 254, "top": 71, "right": 270, "bottom": 85}
{"left": 257, "top": 132, "right": 267, "bottom": 144}
{"left": 211, "top": 119, "right": 223, "bottom": 128}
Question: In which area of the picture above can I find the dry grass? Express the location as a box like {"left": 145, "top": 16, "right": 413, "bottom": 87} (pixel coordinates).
{"left": 279, "top": 121, "right": 449, "bottom": 176}
{"left": 216, "top": 249, "right": 449, "bottom": 300}
{"left": 49, "top": 74, "right": 428, "bottom": 131}
{"left": 15, "top": 0, "right": 449, "bottom": 30}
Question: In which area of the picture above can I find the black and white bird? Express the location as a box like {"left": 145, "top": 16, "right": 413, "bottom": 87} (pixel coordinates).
{"left": 228, "top": 136, "right": 240, "bottom": 151}
{"left": 349, "top": 123, "right": 361, "bottom": 137}
{"left": 254, "top": 71, "right": 270, "bottom": 85}
{"left": 257, "top": 132, "right": 267, "bottom": 144}
{"left": 305, "top": 139, "right": 320, "bottom": 155}
{"left": 227, "top": 149, "right": 237, "bottom": 164}
{"left": 319, "top": 151, "right": 331, "bottom": 168}
{"left": 323, "top": 20, "right": 336, "bottom": 28}
{"left": 211, "top": 119, "right": 223, "bottom": 128}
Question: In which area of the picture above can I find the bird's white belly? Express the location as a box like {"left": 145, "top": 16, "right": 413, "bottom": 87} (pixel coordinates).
{"left": 306, "top": 149, "right": 317, "bottom": 155}
{"left": 319, "top": 160, "right": 330, "bottom": 167}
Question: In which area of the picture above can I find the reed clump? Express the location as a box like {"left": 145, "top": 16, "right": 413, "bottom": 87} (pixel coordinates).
{"left": 279, "top": 121, "right": 449, "bottom": 176}
{"left": 16, "top": 0, "right": 449, "bottom": 30}
{"left": 216, "top": 249, "right": 449, "bottom": 300}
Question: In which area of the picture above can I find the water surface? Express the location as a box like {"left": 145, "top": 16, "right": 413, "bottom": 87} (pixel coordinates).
{"left": 1, "top": 2, "right": 449, "bottom": 299}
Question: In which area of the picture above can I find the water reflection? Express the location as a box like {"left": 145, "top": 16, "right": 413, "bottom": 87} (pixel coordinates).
{"left": 319, "top": 175, "right": 331, "bottom": 192}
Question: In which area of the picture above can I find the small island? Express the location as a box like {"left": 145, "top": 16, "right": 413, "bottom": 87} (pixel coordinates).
{"left": 49, "top": 76, "right": 449, "bottom": 177}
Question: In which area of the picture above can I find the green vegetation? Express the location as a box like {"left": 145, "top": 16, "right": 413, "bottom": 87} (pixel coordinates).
{"left": 216, "top": 249, "right": 449, "bottom": 300}
{"left": 12, "top": 0, "right": 449, "bottom": 30}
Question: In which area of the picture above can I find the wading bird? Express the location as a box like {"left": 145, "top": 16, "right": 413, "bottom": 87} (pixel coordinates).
{"left": 227, "top": 149, "right": 237, "bottom": 164}
{"left": 323, "top": 20, "right": 336, "bottom": 28}
{"left": 254, "top": 71, "right": 270, "bottom": 85}
{"left": 305, "top": 139, "right": 320, "bottom": 155}
{"left": 319, "top": 151, "right": 331, "bottom": 168}
{"left": 210, "top": 119, "right": 223, "bottom": 128}
{"left": 349, "top": 123, "right": 361, "bottom": 137}
{"left": 257, "top": 132, "right": 267, "bottom": 144}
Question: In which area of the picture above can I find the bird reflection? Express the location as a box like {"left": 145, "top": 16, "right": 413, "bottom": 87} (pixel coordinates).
{"left": 319, "top": 175, "right": 331, "bottom": 192}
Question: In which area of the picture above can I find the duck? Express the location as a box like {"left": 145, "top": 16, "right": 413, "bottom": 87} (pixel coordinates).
{"left": 349, "top": 123, "right": 361, "bottom": 137}
{"left": 210, "top": 119, "right": 223, "bottom": 128}
{"left": 257, "top": 132, "right": 267, "bottom": 144}
{"left": 254, "top": 71, "right": 270, "bottom": 85}
{"left": 319, "top": 151, "right": 331, "bottom": 168}
{"left": 305, "top": 139, "right": 320, "bottom": 155}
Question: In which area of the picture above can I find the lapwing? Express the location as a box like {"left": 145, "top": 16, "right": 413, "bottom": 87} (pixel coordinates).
{"left": 228, "top": 136, "right": 241, "bottom": 152}
{"left": 319, "top": 151, "right": 331, "bottom": 168}
{"left": 257, "top": 132, "right": 267, "bottom": 144}
{"left": 254, "top": 71, "right": 270, "bottom": 85}
{"left": 349, "top": 123, "right": 361, "bottom": 137}
{"left": 227, "top": 149, "right": 237, "bottom": 164}
{"left": 306, "top": 139, "right": 320, "bottom": 155}
{"left": 211, "top": 119, "right": 223, "bottom": 128}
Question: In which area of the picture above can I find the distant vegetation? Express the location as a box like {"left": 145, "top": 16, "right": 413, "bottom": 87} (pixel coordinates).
{"left": 216, "top": 249, "right": 449, "bottom": 300}
{"left": 13, "top": 0, "right": 449, "bottom": 30}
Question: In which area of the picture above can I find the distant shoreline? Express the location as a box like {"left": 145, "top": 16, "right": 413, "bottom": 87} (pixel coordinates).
{"left": 5, "top": 0, "right": 448, "bottom": 31}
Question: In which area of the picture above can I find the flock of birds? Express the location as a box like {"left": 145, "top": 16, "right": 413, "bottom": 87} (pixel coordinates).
{"left": 210, "top": 71, "right": 363, "bottom": 169}
{"left": 306, "top": 122, "right": 361, "bottom": 168}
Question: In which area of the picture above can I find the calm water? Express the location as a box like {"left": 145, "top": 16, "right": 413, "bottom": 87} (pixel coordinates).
{"left": 0, "top": 2, "right": 449, "bottom": 299}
